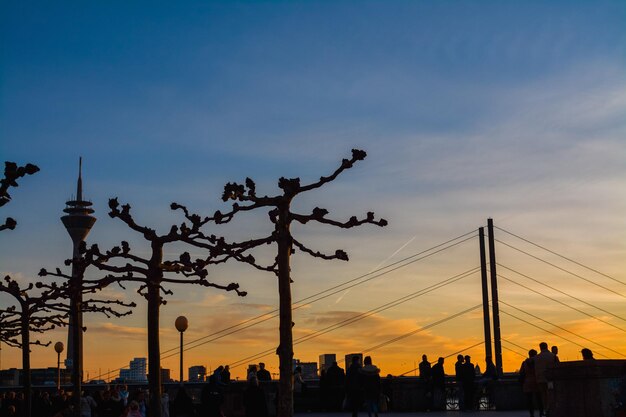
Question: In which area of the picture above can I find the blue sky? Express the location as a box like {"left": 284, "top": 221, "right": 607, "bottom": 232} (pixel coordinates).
{"left": 1, "top": 1, "right": 625, "bottom": 377}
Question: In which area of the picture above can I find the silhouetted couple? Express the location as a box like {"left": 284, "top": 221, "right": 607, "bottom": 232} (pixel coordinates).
{"left": 346, "top": 355, "right": 381, "bottom": 417}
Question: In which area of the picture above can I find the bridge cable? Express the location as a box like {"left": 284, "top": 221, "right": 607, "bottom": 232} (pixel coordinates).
{"left": 501, "top": 337, "right": 529, "bottom": 356}
{"left": 498, "top": 263, "right": 626, "bottom": 323}
{"left": 494, "top": 226, "right": 626, "bottom": 287}
{"left": 499, "top": 308, "right": 613, "bottom": 359}
{"left": 363, "top": 304, "right": 483, "bottom": 354}
{"left": 498, "top": 273, "right": 625, "bottom": 333}
{"left": 500, "top": 342, "right": 527, "bottom": 359}
{"left": 495, "top": 239, "right": 625, "bottom": 299}
{"left": 499, "top": 300, "right": 625, "bottom": 357}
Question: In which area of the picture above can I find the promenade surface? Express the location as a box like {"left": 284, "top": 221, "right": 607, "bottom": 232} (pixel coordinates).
{"left": 295, "top": 412, "right": 530, "bottom": 417}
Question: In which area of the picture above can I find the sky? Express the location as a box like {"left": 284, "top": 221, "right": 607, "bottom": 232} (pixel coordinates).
{"left": 1, "top": 1, "right": 625, "bottom": 381}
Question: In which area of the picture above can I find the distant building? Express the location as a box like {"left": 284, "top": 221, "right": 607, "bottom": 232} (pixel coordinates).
{"left": 118, "top": 358, "right": 147, "bottom": 383}
{"left": 300, "top": 362, "right": 318, "bottom": 379}
{"left": 345, "top": 353, "right": 363, "bottom": 368}
{"left": 33, "top": 368, "right": 72, "bottom": 386}
{"left": 161, "top": 368, "right": 172, "bottom": 383}
{"left": 319, "top": 354, "right": 336, "bottom": 373}
{"left": 0, "top": 369, "right": 19, "bottom": 386}
{"left": 189, "top": 365, "right": 206, "bottom": 382}
{"left": 0, "top": 368, "right": 71, "bottom": 386}
{"left": 293, "top": 359, "right": 318, "bottom": 379}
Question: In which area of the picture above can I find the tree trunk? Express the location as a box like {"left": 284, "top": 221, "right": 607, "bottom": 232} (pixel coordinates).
{"left": 147, "top": 244, "right": 163, "bottom": 417}
{"left": 70, "top": 272, "right": 83, "bottom": 417}
{"left": 21, "top": 310, "right": 32, "bottom": 417}
{"left": 276, "top": 203, "right": 294, "bottom": 417}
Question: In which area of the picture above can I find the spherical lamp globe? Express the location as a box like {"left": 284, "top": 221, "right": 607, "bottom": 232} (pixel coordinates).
{"left": 175, "top": 316, "right": 188, "bottom": 333}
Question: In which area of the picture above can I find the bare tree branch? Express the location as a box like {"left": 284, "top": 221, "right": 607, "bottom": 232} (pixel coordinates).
{"left": 1, "top": 161, "right": 39, "bottom": 231}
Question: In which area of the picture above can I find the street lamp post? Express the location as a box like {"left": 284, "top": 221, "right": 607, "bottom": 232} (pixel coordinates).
{"left": 54, "top": 342, "right": 64, "bottom": 390}
{"left": 174, "top": 316, "right": 188, "bottom": 383}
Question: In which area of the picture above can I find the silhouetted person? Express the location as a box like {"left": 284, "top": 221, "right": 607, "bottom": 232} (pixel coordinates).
{"left": 243, "top": 377, "right": 268, "bottom": 417}
{"left": 80, "top": 390, "right": 98, "bottom": 417}
{"left": 419, "top": 354, "right": 433, "bottom": 410}
{"left": 454, "top": 354, "right": 465, "bottom": 410}
{"left": 326, "top": 361, "right": 346, "bottom": 411}
{"left": 483, "top": 356, "right": 497, "bottom": 380}
{"left": 99, "top": 390, "right": 124, "bottom": 417}
{"left": 221, "top": 365, "right": 231, "bottom": 384}
{"left": 581, "top": 348, "right": 595, "bottom": 360}
{"left": 320, "top": 368, "right": 329, "bottom": 410}
{"left": 33, "top": 391, "right": 53, "bottom": 417}
{"left": 51, "top": 390, "right": 70, "bottom": 416}
{"left": 359, "top": 356, "right": 381, "bottom": 417}
{"left": 171, "top": 387, "right": 196, "bottom": 417}
{"left": 256, "top": 363, "right": 271, "bottom": 382}
{"left": 419, "top": 354, "right": 432, "bottom": 380}
{"left": 292, "top": 366, "right": 306, "bottom": 412}
{"left": 201, "top": 379, "right": 224, "bottom": 417}
{"left": 534, "top": 342, "right": 555, "bottom": 416}
{"left": 247, "top": 365, "right": 258, "bottom": 381}
{"left": 551, "top": 346, "right": 560, "bottom": 363}
{"left": 293, "top": 366, "right": 305, "bottom": 395}
{"left": 346, "top": 356, "right": 364, "bottom": 417}
{"left": 2, "top": 392, "right": 20, "bottom": 417}
{"left": 520, "top": 349, "right": 541, "bottom": 417}
{"left": 462, "top": 355, "right": 476, "bottom": 411}
{"left": 162, "top": 387, "right": 170, "bottom": 417}
{"left": 119, "top": 385, "right": 130, "bottom": 407}
{"left": 431, "top": 357, "right": 446, "bottom": 411}
{"left": 478, "top": 356, "right": 498, "bottom": 408}
{"left": 126, "top": 401, "right": 143, "bottom": 417}
{"left": 213, "top": 366, "right": 226, "bottom": 386}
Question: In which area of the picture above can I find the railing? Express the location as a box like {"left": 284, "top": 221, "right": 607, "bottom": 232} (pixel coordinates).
{"left": 0, "top": 373, "right": 527, "bottom": 414}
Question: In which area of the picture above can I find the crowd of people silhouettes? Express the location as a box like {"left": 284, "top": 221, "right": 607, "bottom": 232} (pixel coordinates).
{"left": 1, "top": 344, "right": 622, "bottom": 417}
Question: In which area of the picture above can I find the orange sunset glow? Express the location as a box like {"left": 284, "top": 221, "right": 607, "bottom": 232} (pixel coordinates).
{"left": 2, "top": 0, "right": 625, "bottom": 393}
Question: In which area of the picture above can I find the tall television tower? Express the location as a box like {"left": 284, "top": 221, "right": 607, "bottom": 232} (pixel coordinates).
{"left": 61, "top": 157, "right": 96, "bottom": 385}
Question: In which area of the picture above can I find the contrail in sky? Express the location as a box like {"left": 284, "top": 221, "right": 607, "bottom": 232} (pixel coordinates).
{"left": 335, "top": 235, "right": 417, "bottom": 304}
{"left": 369, "top": 236, "right": 417, "bottom": 273}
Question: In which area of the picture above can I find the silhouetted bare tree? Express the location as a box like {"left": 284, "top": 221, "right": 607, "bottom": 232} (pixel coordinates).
{"left": 61, "top": 199, "right": 248, "bottom": 417}
{"left": 216, "top": 149, "right": 387, "bottom": 417}
{"left": 0, "top": 161, "right": 39, "bottom": 231}
{"left": 0, "top": 269, "right": 133, "bottom": 417}
{"left": 0, "top": 277, "right": 67, "bottom": 417}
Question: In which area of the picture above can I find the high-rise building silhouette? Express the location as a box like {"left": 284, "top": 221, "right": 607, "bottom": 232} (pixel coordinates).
{"left": 319, "top": 354, "right": 336, "bottom": 372}
{"left": 119, "top": 358, "right": 148, "bottom": 383}
{"left": 293, "top": 359, "right": 317, "bottom": 379}
{"left": 61, "top": 158, "right": 96, "bottom": 374}
{"left": 188, "top": 365, "right": 206, "bottom": 382}
{"left": 344, "top": 353, "right": 363, "bottom": 367}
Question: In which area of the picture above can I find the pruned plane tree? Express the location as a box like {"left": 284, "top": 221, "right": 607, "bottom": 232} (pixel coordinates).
{"left": 215, "top": 148, "right": 387, "bottom": 417}
{"left": 0, "top": 276, "right": 67, "bottom": 417}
